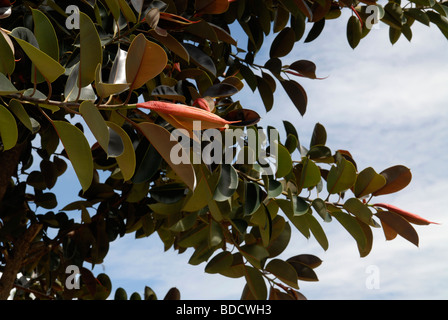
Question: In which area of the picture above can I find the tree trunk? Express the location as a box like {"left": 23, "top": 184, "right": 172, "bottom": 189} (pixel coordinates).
{"left": 0, "top": 223, "right": 42, "bottom": 299}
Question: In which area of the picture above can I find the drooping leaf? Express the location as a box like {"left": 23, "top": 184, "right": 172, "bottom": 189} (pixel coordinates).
{"left": 32, "top": 9, "right": 59, "bottom": 61}
{"left": 79, "top": 101, "right": 109, "bottom": 153}
{"left": 270, "top": 27, "right": 296, "bottom": 58}
{"left": 243, "top": 266, "right": 267, "bottom": 300}
{"left": 287, "top": 261, "right": 319, "bottom": 281}
{"left": 0, "top": 104, "right": 18, "bottom": 150}
{"left": 8, "top": 99, "right": 33, "bottom": 132}
{"left": 52, "top": 121, "right": 93, "bottom": 192}
{"left": 244, "top": 181, "right": 262, "bottom": 216}
{"left": 330, "top": 209, "right": 367, "bottom": 254}
{"left": 256, "top": 75, "right": 274, "bottom": 112}
{"left": 108, "top": 47, "right": 127, "bottom": 84}
{"left": 106, "top": 121, "right": 136, "bottom": 181}
{"left": 138, "top": 122, "right": 196, "bottom": 190}
{"left": 126, "top": 33, "right": 168, "bottom": 91}
{"left": 347, "top": 15, "right": 362, "bottom": 49}
{"left": 281, "top": 79, "right": 307, "bottom": 116}
{"left": 213, "top": 164, "right": 238, "bottom": 202}
{"left": 288, "top": 60, "right": 318, "bottom": 79}
{"left": 375, "top": 210, "right": 419, "bottom": 246}
{"left": 304, "top": 18, "right": 325, "bottom": 43}
{"left": 287, "top": 254, "right": 322, "bottom": 269}
{"left": 275, "top": 142, "right": 293, "bottom": 178}
{"left": 184, "top": 43, "right": 216, "bottom": 76}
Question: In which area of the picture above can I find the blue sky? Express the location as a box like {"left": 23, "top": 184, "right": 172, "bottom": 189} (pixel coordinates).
{"left": 54, "top": 9, "right": 448, "bottom": 300}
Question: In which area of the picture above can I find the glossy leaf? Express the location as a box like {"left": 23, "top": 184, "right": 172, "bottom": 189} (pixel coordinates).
{"left": 0, "top": 29, "right": 14, "bottom": 75}
{"left": 265, "top": 259, "right": 299, "bottom": 289}
{"left": 126, "top": 33, "right": 167, "bottom": 91}
{"left": 108, "top": 47, "right": 128, "bottom": 84}
{"left": 275, "top": 142, "right": 293, "bottom": 178}
{"left": 288, "top": 60, "right": 318, "bottom": 79}
{"left": 347, "top": 15, "right": 362, "bottom": 49}
{"left": 310, "top": 122, "right": 326, "bottom": 147}
{"left": 32, "top": 9, "right": 58, "bottom": 61}
{"left": 287, "top": 254, "right": 322, "bottom": 269}
{"left": 205, "top": 251, "right": 233, "bottom": 274}
{"left": 213, "top": 164, "right": 238, "bottom": 202}
{"left": 79, "top": 12, "right": 102, "bottom": 88}
{"left": 52, "top": 121, "right": 93, "bottom": 192}
{"left": 0, "top": 104, "right": 18, "bottom": 150}
{"left": 95, "top": 64, "right": 129, "bottom": 98}
{"left": 281, "top": 79, "right": 307, "bottom": 116}
{"left": 8, "top": 99, "right": 33, "bottom": 132}
{"left": 195, "top": 0, "right": 230, "bottom": 15}
{"left": 118, "top": 0, "right": 137, "bottom": 23}
{"left": 106, "top": 121, "right": 136, "bottom": 181}
{"left": 330, "top": 209, "right": 367, "bottom": 254}
{"left": 79, "top": 101, "right": 109, "bottom": 153}
{"left": 138, "top": 122, "right": 196, "bottom": 190}
{"left": 354, "top": 167, "right": 386, "bottom": 198}
{"left": 244, "top": 182, "right": 262, "bottom": 216}
{"left": 312, "top": 198, "right": 331, "bottom": 222}
{"left": 13, "top": 37, "right": 65, "bottom": 84}
{"left": 243, "top": 266, "right": 267, "bottom": 300}
{"left": 343, "top": 198, "right": 375, "bottom": 226}
{"left": 299, "top": 157, "right": 321, "bottom": 189}
{"left": 184, "top": 44, "right": 216, "bottom": 76}
{"left": 326, "top": 156, "right": 357, "bottom": 194}
{"left": 372, "top": 165, "right": 412, "bottom": 196}
{"left": 239, "top": 244, "right": 269, "bottom": 269}
{"left": 270, "top": 27, "right": 295, "bottom": 58}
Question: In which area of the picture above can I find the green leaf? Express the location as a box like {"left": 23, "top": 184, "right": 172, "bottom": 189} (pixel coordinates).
{"left": 53, "top": 121, "right": 93, "bottom": 192}
{"left": 8, "top": 99, "right": 33, "bottom": 132}
{"left": 118, "top": 0, "right": 137, "bottom": 23}
{"left": 266, "top": 217, "right": 291, "bottom": 258}
{"left": 95, "top": 64, "right": 129, "bottom": 98}
{"left": 265, "top": 259, "right": 299, "bottom": 289}
{"left": 299, "top": 157, "right": 321, "bottom": 189}
{"left": 287, "top": 261, "right": 319, "bottom": 281}
{"left": 79, "top": 12, "right": 103, "bottom": 87}
{"left": 138, "top": 122, "right": 196, "bottom": 190}
{"left": 326, "top": 156, "right": 357, "bottom": 194}
{"left": 310, "top": 123, "right": 326, "bottom": 147}
{"left": 213, "top": 164, "right": 238, "bottom": 202}
{"left": 305, "top": 213, "right": 329, "bottom": 251}
{"left": 0, "top": 105, "right": 18, "bottom": 150}
{"left": 277, "top": 199, "right": 310, "bottom": 239}
{"left": 343, "top": 198, "right": 375, "bottom": 226}
{"left": 126, "top": 33, "right": 168, "bottom": 91}
{"left": 312, "top": 198, "right": 331, "bottom": 222}
{"left": 239, "top": 244, "right": 269, "bottom": 269}
{"left": 270, "top": 27, "right": 296, "bottom": 58}
{"left": 243, "top": 266, "right": 267, "bottom": 300}
{"left": 244, "top": 181, "right": 262, "bottom": 216}
{"left": 205, "top": 251, "right": 234, "bottom": 274}
{"left": 79, "top": 101, "right": 110, "bottom": 153}
{"left": 347, "top": 15, "right": 362, "bottom": 49}
{"left": 427, "top": 11, "right": 448, "bottom": 39}
{"left": 287, "top": 254, "right": 322, "bottom": 269}
{"left": 0, "top": 29, "right": 14, "bottom": 76}
{"left": 354, "top": 167, "right": 386, "bottom": 198}
{"left": 106, "top": 121, "right": 136, "bottom": 181}
{"left": 266, "top": 177, "right": 282, "bottom": 198}
{"left": 13, "top": 37, "right": 65, "bottom": 83}
{"left": 330, "top": 208, "right": 367, "bottom": 254}
{"left": 404, "top": 8, "right": 430, "bottom": 26}
{"left": 372, "top": 165, "right": 412, "bottom": 196}
{"left": 114, "top": 287, "right": 128, "bottom": 300}
{"left": 275, "top": 142, "right": 293, "bottom": 178}
{"left": 304, "top": 19, "right": 325, "bottom": 43}
{"left": 32, "top": 9, "right": 59, "bottom": 61}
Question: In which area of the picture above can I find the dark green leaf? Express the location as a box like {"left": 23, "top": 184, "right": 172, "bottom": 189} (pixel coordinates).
{"left": 214, "top": 164, "right": 238, "bottom": 202}
{"left": 304, "top": 18, "right": 325, "bottom": 43}
{"left": 347, "top": 15, "right": 362, "bottom": 49}
{"left": 281, "top": 79, "right": 307, "bottom": 116}
{"left": 270, "top": 27, "right": 296, "bottom": 58}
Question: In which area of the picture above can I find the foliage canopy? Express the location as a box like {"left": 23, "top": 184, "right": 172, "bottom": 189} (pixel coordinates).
{"left": 0, "top": 0, "right": 443, "bottom": 300}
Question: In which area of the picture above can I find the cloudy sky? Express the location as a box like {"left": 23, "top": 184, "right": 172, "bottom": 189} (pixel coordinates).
{"left": 54, "top": 8, "right": 448, "bottom": 300}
